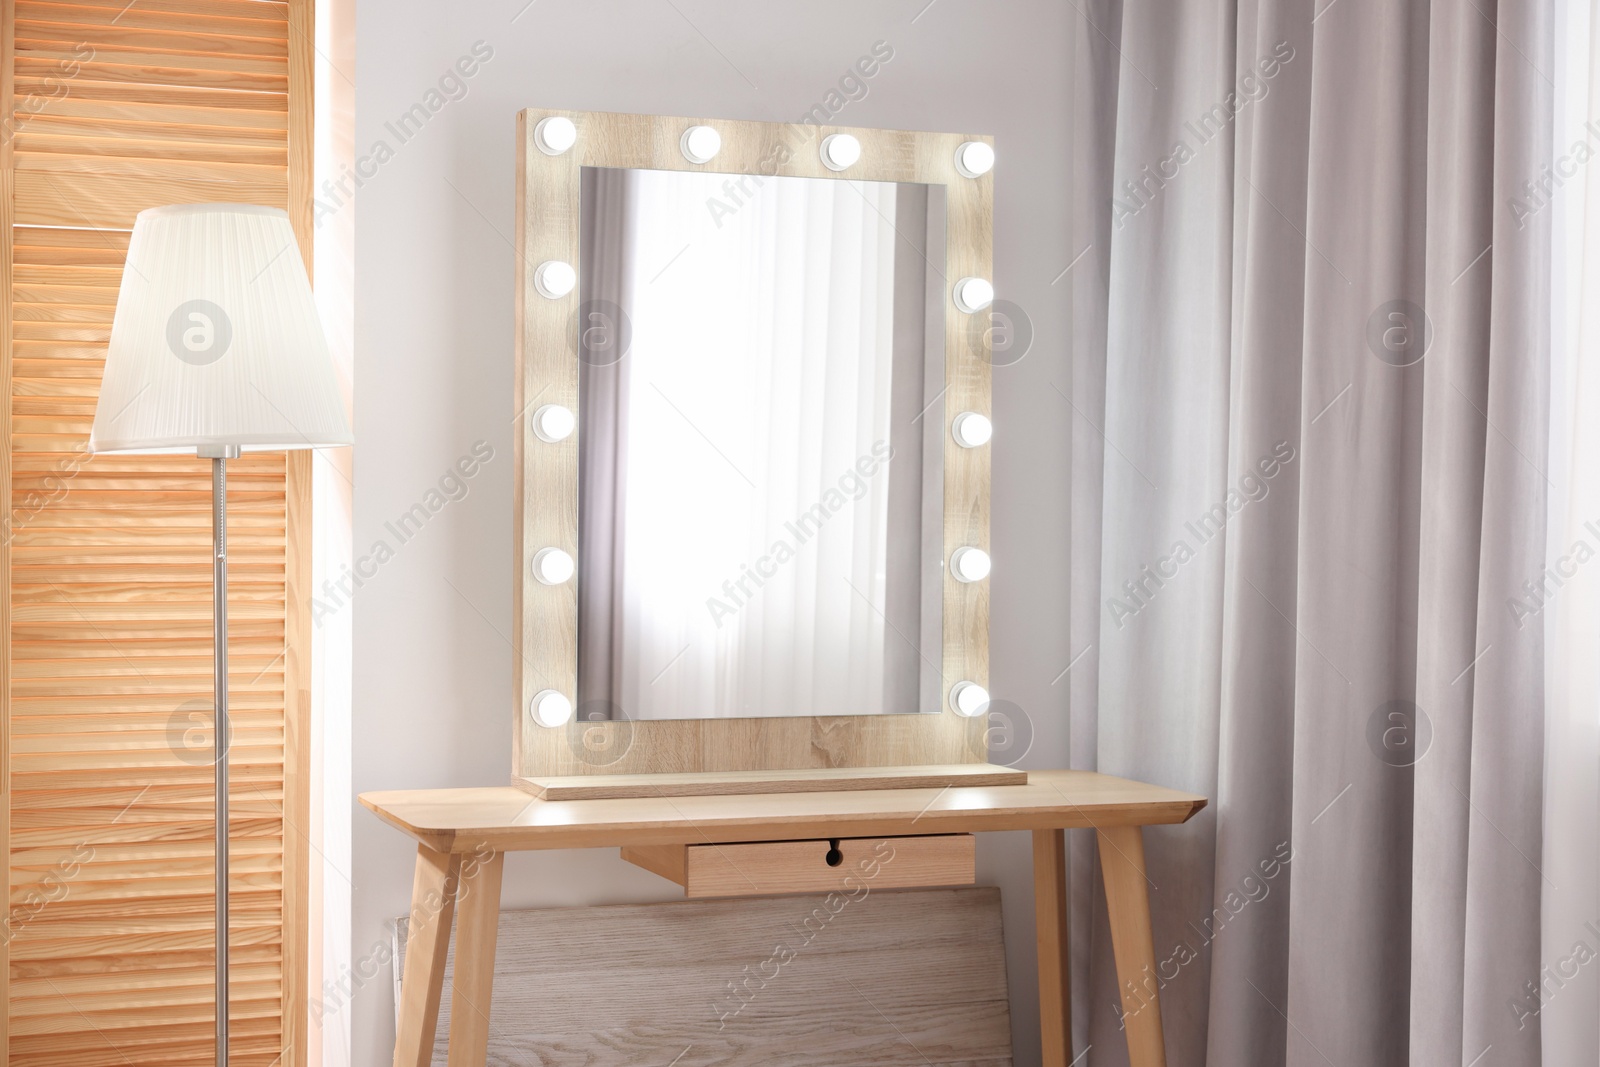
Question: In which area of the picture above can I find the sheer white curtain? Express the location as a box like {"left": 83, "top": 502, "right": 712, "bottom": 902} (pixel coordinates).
{"left": 585, "top": 170, "right": 905, "bottom": 719}
{"left": 1544, "top": 0, "right": 1600, "bottom": 1060}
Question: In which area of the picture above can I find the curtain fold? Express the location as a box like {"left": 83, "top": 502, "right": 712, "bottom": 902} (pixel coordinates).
{"left": 578, "top": 167, "right": 635, "bottom": 719}
{"left": 1070, "top": 1, "right": 1554, "bottom": 1063}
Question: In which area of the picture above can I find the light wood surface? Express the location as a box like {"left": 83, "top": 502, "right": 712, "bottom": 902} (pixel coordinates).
{"left": 392, "top": 847, "right": 460, "bottom": 1067}
{"left": 516, "top": 762, "right": 1025, "bottom": 800}
{"left": 393, "top": 887, "right": 1013, "bottom": 1067}
{"left": 3, "top": 2, "right": 310, "bottom": 1063}
{"left": 623, "top": 833, "right": 975, "bottom": 898}
{"left": 1097, "top": 825, "right": 1167, "bottom": 1067}
{"left": 362, "top": 769, "right": 1206, "bottom": 854}
{"left": 614, "top": 841, "right": 685, "bottom": 885}
{"left": 513, "top": 108, "right": 994, "bottom": 781}
{"left": 1032, "top": 828, "right": 1073, "bottom": 1067}
{"left": 444, "top": 851, "right": 502, "bottom": 1067}
{"left": 1, "top": 10, "right": 16, "bottom": 1055}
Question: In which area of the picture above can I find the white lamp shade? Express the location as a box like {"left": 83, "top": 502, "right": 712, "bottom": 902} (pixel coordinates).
{"left": 89, "top": 203, "right": 353, "bottom": 454}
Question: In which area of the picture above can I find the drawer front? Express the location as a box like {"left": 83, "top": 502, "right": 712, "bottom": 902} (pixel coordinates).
{"left": 624, "top": 834, "right": 976, "bottom": 898}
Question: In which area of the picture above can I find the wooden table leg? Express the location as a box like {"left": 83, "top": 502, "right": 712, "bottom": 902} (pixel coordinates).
{"left": 1032, "top": 829, "right": 1073, "bottom": 1067}
{"left": 394, "top": 845, "right": 462, "bottom": 1067}
{"left": 1097, "top": 825, "right": 1166, "bottom": 1067}
{"left": 445, "top": 850, "right": 505, "bottom": 1067}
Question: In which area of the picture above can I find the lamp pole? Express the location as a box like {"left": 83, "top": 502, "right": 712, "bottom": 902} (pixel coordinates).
{"left": 200, "top": 444, "right": 239, "bottom": 1066}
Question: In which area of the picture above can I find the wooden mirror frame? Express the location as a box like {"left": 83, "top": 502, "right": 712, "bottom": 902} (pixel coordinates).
{"left": 512, "top": 108, "right": 1018, "bottom": 798}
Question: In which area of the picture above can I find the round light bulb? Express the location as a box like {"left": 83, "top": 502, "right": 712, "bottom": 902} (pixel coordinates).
{"left": 532, "top": 546, "right": 575, "bottom": 585}
{"left": 955, "top": 141, "right": 995, "bottom": 178}
{"left": 950, "top": 547, "right": 991, "bottom": 583}
{"left": 954, "top": 277, "right": 994, "bottom": 313}
{"left": 531, "top": 404, "right": 575, "bottom": 443}
{"left": 534, "top": 116, "right": 577, "bottom": 156}
{"left": 681, "top": 125, "right": 722, "bottom": 164}
{"left": 949, "top": 681, "right": 990, "bottom": 718}
{"left": 531, "top": 689, "right": 573, "bottom": 728}
{"left": 535, "top": 260, "right": 576, "bottom": 299}
{"left": 821, "top": 133, "right": 862, "bottom": 171}
{"left": 951, "top": 411, "right": 993, "bottom": 448}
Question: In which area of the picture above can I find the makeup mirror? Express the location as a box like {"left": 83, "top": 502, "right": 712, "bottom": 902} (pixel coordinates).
{"left": 575, "top": 168, "right": 947, "bottom": 719}
{"left": 513, "top": 110, "right": 995, "bottom": 787}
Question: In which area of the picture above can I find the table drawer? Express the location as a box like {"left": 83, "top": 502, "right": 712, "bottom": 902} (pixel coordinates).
{"left": 622, "top": 834, "right": 975, "bottom": 898}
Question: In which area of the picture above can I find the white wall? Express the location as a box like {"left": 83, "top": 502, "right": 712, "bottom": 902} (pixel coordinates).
{"left": 350, "top": 3, "right": 1074, "bottom": 1064}
{"left": 311, "top": 0, "right": 355, "bottom": 1061}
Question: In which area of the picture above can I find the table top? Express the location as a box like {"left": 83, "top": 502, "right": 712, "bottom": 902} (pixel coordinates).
{"left": 359, "top": 770, "right": 1208, "bottom": 853}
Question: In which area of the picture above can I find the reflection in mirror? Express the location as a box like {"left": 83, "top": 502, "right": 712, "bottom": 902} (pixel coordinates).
{"left": 576, "top": 167, "right": 947, "bottom": 720}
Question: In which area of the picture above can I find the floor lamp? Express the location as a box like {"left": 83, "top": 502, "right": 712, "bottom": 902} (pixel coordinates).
{"left": 87, "top": 203, "right": 353, "bottom": 1066}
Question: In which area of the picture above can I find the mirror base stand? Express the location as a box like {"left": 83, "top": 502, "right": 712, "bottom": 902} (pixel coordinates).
{"left": 512, "top": 764, "right": 1027, "bottom": 802}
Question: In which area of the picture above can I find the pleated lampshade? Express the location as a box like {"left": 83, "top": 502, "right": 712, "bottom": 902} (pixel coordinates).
{"left": 89, "top": 203, "right": 352, "bottom": 454}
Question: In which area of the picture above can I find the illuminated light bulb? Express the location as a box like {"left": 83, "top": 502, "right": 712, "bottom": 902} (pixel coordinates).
{"left": 532, "top": 547, "right": 575, "bottom": 585}
{"left": 531, "top": 404, "right": 575, "bottom": 443}
{"left": 949, "top": 681, "right": 991, "bottom": 718}
{"left": 821, "top": 133, "right": 862, "bottom": 171}
{"left": 954, "top": 277, "right": 994, "bottom": 313}
{"left": 535, "top": 261, "right": 576, "bottom": 299}
{"left": 531, "top": 689, "right": 574, "bottom": 727}
{"left": 681, "top": 125, "right": 722, "bottom": 164}
{"left": 534, "top": 116, "right": 577, "bottom": 155}
{"left": 950, "top": 547, "right": 991, "bottom": 583}
{"left": 952, "top": 411, "right": 992, "bottom": 448}
{"left": 955, "top": 141, "right": 995, "bottom": 178}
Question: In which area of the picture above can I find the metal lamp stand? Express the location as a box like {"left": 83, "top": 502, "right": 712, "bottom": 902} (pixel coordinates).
{"left": 199, "top": 443, "right": 239, "bottom": 1066}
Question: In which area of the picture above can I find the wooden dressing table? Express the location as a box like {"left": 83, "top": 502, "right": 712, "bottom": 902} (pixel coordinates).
{"left": 365, "top": 769, "right": 1206, "bottom": 1067}
{"left": 382, "top": 109, "right": 1207, "bottom": 1066}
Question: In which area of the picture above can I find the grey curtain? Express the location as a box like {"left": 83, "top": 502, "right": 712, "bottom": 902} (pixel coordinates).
{"left": 1068, "top": 1, "right": 1552, "bottom": 1064}
{"left": 886, "top": 182, "right": 943, "bottom": 718}
{"left": 577, "top": 167, "right": 633, "bottom": 717}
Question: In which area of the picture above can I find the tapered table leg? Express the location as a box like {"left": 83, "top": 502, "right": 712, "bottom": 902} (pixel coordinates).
{"left": 394, "top": 846, "right": 461, "bottom": 1067}
{"left": 1097, "top": 825, "right": 1166, "bottom": 1067}
{"left": 1032, "top": 829, "right": 1073, "bottom": 1067}
{"left": 446, "top": 851, "right": 504, "bottom": 1067}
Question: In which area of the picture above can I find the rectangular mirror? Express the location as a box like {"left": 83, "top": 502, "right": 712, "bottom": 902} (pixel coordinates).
{"left": 513, "top": 110, "right": 995, "bottom": 787}
{"left": 576, "top": 167, "right": 948, "bottom": 719}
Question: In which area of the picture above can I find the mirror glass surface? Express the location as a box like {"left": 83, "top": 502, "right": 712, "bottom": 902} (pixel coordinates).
{"left": 576, "top": 167, "right": 946, "bottom": 720}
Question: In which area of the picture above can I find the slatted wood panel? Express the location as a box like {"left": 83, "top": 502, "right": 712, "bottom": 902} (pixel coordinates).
{"left": 10, "top": 0, "right": 292, "bottom": 229}
{"left": 2, "top": 2, "right": 311, "bottom": 1064}
{"left": 393, "top": 888, "right": 1014, "bottom": 1067}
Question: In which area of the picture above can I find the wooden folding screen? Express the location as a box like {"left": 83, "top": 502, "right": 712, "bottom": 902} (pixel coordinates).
{"left": 0, "top": 1, "right": 312, "bottom": 1063}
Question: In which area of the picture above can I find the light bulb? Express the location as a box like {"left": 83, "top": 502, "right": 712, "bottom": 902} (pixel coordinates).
{"left": 951, "top": 412, "right": 992, "bottom": 448}
{"left": 949, "top": 681, "right": 990, "bottom": 718}
{"left": 955, "top": 141, "right": 995, "bottom": 178}
{"left": 531, "top": 404, "right": 575, "bottom": 443}
{"left": 821, "top": 133, "right": 862, "bottom": 171}
{"left": 535, "top": 260, "right": 576, "bottom": 299}
{"left": 532, "top": 547, "right": 575, "bottom": 585}
{"left": 954, "top": 277, "right": 994, "bottom": 313}
{"left": 534, "top": 116, "right": 577, "bottom": 156}
{"left": 681, "top": 125, "right": 722, "bottom": 164}
{"left": 950, "top": 547, "right": 991, "bottom": 583}
{"left": 531, "top": 689, "right": 573, "bottom": 728}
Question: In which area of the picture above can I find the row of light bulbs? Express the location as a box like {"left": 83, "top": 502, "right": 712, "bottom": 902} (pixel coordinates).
{"left": 531, "top": 115, "right": 996, "bottom": 178}
{"left": 526, "top": 115, "right": 996, "bottom": 728}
